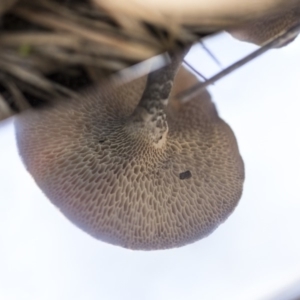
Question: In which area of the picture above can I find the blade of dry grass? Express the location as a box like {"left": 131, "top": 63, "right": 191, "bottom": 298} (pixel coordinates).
{"left": 0, "top": 57, "right": 78, "bottom": 98}
{"left": 0, "top": 0, "right": 18, "bottom": 15}
{"left": 14, "top": 6, "right": 158, "bottom": 61}
{"left": 0, "top": 94, "right": 13, "bottom": 120}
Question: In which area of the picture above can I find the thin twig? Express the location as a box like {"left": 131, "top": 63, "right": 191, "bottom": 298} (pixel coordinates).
{"left": 183, "top": 60, "right": 207, "bottom": 81}
{"left": 177, "top": 21, "right": 300, "bottom": 102}
{"left": 199, "top": 40, "right": 223, "bottom": 68}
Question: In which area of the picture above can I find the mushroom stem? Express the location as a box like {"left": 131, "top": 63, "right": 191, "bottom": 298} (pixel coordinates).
{"left": 131, "top": 49, "right": 187, "bottom": 148}
{"left": 139, "top": 51, "right": 184, "bottom": 110}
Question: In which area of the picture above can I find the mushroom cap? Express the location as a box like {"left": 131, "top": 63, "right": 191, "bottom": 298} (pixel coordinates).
{"left": 15, "top": 67, "right": 244, "bottom": 250}
{"left": 229, "top": 8, "right": 300, "bottom": 46}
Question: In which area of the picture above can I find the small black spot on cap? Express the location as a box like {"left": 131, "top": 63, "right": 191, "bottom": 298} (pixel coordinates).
{"left": 179, "top": 170, "right": 192, "bottom": 180}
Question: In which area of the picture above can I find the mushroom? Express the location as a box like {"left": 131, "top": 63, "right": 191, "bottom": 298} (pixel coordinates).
{"left": 15, "top": 51, "right": 244, "bottom": 250}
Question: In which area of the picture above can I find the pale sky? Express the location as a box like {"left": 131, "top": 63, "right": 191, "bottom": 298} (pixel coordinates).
{"left": 1, "top": 32, "right": 300, "bottom": 300}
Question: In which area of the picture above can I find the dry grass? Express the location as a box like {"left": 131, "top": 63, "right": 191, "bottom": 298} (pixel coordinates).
{"left": 0, "top": 0, "right": 299, "bottom": 121}
{"left": 0, "top": 0, "right": 204, "bottom": 120}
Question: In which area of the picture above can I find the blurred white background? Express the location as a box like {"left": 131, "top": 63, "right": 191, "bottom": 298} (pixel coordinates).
{"left": 1, "top": 32, "right": 300, "bottom": 300}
